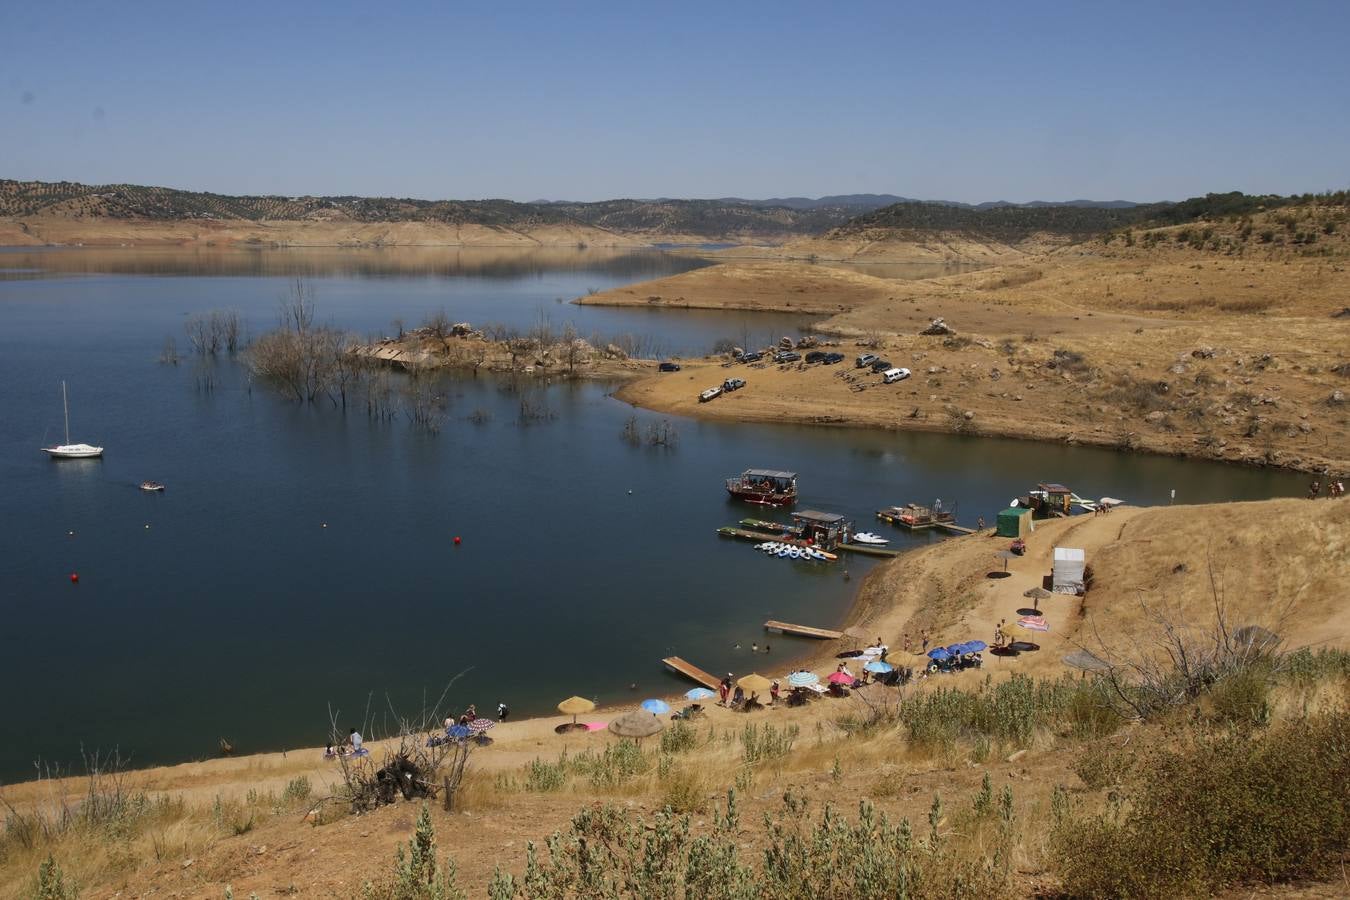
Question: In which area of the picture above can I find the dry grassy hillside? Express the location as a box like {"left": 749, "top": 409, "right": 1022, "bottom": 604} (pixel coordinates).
{"left": 608, "top": 203, "right": 1350, "bottom": 474}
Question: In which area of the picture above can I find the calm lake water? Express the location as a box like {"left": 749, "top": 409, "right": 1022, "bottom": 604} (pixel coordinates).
{"left": 0, "top": 247, "right": 1305, "bottom": 780}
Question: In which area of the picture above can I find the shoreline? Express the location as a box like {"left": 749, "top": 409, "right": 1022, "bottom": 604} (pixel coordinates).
{"left": 7, "top": 496, "right": 1347, "bottom": 798}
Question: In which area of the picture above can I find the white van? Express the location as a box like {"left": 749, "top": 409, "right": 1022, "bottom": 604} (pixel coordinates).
{"left": 883, "top": 367, "right": 911, "bottom": 384}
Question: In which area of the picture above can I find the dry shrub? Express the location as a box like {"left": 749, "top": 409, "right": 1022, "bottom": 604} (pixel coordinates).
{"left": 1217, "top": 296, "right": 1275, "bottom": 313}
{"left": 1051, "top": 711, "right": 1350, "bottom": 897}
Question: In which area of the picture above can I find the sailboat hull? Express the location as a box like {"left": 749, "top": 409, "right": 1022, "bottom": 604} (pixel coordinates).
{"left": 44, "top": 444, "right": 104, "bottom": 459}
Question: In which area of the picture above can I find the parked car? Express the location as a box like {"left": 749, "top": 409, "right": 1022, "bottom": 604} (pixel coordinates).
{"left": 740, "top": 351, "right": 763, "bottom": 363}
{"left": 698, "top": 386, "right": 722, "bottom": 402}
{"left": 722, "top": 377, "right": 746, "bottom": 392}
{"left": 870, "top": 359, "right": 892, "bottom": 373}
{"left": 804, "top": 350, "right": 827, "bottom": 363}
{"left": 775, "top": 351, "right": 801, "bottom": 363}
{"left": 822, "top": 352, "right": 845, "bottom": 364}
{"left": 855, "top": 353, "right": 878, "bottom": 368}
{"left": 882, "top": 367, "right": 912, "bottom": 384}
{"left": 658, "top": 361, "right": 681, "bottom": 372}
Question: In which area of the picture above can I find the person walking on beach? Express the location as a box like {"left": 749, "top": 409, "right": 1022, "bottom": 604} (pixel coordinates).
{"left": 497, "top": 702, "right": 509, "bottom": 722}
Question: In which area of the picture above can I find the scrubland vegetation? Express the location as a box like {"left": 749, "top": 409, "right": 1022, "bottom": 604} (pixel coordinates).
{"left": 6, "top": 636, "right": 1346, "bottom": 898}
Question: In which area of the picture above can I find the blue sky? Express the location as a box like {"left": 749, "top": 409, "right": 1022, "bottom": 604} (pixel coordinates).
{"left": 3, "top": 1, "right": 1347, "bottom": 203}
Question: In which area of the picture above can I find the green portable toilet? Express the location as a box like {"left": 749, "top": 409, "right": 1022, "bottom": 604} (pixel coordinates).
{"left": 996, "top": 507, "right": 1032, "bottom": 538}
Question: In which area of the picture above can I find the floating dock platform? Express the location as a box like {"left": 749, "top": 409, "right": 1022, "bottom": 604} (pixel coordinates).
{"left": 718, "top": 527, "right": 839, "bottom": 559}
{"left": 662, "top": 656, "right": 720, "bottom": 690}
{"left": 837, "top": 542, "right": 901, "bottom": 558}
{"left": 763, "top": 620, "right": 845, "bottom": 640}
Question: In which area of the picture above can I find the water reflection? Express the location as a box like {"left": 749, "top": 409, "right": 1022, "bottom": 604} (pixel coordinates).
{"left": 0, "top": 245, "right": 713, "bottom": 281}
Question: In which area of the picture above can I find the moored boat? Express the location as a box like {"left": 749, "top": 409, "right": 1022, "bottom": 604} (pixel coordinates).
{"left": 42, "top": 382, "right": 103, "bottom": 459}
{"left": 140, "top": 481, "right": 165, "bottom": 492}
{"left": 726, "top": 469, "right": 797, "bottom": 506}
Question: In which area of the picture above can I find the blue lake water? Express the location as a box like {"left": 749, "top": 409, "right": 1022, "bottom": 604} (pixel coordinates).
{"left": 0, "top": 247, "right": 1305, "bottom": 780}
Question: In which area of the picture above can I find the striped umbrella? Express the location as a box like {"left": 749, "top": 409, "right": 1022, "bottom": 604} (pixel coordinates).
{"left": 786, "top": 671, "right": 819, "bottom": 688}
{"left": 685, "top": 687, "right": 715, "bottom": 701}
{"left": 640, "top": 699, "right": 671, "bottom": 715}
{"left": 467, "top": 717, "right": 496, "bottom": 735}
{"left": 863, "top": 659, "right": 893, "bottom": 674}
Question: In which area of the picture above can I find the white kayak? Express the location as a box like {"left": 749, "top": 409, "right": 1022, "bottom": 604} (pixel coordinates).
{"left": 852, "top": 532, "right": 889, "bottom": 545}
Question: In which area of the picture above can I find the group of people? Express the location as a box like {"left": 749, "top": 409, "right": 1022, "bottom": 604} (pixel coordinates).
{"left": 1309, "top": 478, "right": 1346, "bottom": 499}
{"left": 443, "top": 702, "right": 511, "bottom": 730}
{"left": 323, "top": 727, "right": 368, "bottom": 759}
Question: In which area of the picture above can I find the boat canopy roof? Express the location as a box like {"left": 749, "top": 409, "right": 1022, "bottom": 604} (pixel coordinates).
{"left": 1038, "top": 482, "right": 1072, "bottom": 493}
{"left": 743, "top": 468, "right": 796, "bottom": 480}
{"left": 792, "top": 510, "right": 847, "bottom": 524}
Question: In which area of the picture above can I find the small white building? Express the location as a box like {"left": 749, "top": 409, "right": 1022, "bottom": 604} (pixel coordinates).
{"left": 1052, "top": 547, "right": 1086, "bottom": 594}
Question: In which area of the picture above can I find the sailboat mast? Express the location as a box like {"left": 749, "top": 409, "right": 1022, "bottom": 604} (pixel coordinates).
{"left": 62, "top": 380, "right": 70, "bottom": 445}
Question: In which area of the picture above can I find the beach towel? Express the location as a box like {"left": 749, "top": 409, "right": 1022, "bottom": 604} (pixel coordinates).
{"left": 584, "top": 722, "right": 607, "bottom": 731}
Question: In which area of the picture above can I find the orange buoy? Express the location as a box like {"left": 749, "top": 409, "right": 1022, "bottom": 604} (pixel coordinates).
{"left": 453, "top": 536, "right": 462, "bottom": 545}
{"left": 70, "top": 572, "right": 79, "bottom": 583}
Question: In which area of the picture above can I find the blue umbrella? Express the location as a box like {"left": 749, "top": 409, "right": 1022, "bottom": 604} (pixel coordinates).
{"left": 787, "top": 671, "right": 820, "bottom": 687}
{"left": 947, "top": 642, "right": 970, "bottom": 655}
{"left": 685, "top": 687, "right": 715, "bottom": 701}
{"left": 640, "top": 698, "right": 671, "bottom": 715}
{"left": 927, "top": 647, "right": 952, "bottom": 661}
{"left": 863, "top": 660, "right": 894, "bottom": 674}
{"left": 446, "top": 724, "right": 471, "bottom": 740}
{"left": 963, "top": 640, "right": 988, "bottom": 652}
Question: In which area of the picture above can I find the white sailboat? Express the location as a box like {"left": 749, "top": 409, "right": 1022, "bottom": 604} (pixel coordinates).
{"left": 43, "top": 381, "right": 103, "bottom": 459}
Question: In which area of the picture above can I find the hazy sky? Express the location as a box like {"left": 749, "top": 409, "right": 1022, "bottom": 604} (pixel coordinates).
{"left": 3, "top": 1, "right": 1347, "bottom": 203}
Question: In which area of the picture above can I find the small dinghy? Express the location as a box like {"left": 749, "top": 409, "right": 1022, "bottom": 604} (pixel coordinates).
{"left": 140, "top": 481, "right": 165, "bottom": 492}
{"left": 852, "top": 532, "right": 889, "bottom": 544}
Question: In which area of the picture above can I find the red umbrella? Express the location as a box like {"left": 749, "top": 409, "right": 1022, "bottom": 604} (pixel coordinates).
{"left": 827, "top": 671, "right": 854, "bottom": 685}
{"left": 467, "top": 717, "right": 496, "bottom": 735}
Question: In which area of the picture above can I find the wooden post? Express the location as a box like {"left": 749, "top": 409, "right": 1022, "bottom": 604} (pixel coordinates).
{"left": 443, "top": 776, "right": 453, "bottom": 812}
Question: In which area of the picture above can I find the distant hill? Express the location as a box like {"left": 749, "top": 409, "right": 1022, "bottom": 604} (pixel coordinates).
{"left": 0, "top": 180, "right": 861, "bottom": 239}
{"left": 833, "top": 200, "right": 1163, "bottom": 242}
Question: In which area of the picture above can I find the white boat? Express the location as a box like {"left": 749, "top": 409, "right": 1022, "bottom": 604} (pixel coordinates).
{"left": 43, "top": 382, "right": 103, "bottom": 459}
{"left": 140, "top": 481, "right": 165, "bottom": 492}
{"left": 852, "top": 532, "right": 889, "bottom": 545}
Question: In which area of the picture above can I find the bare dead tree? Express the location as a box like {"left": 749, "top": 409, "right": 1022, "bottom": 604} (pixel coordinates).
{"left": 1072, "top": 551, "right": 1297, "bottom": 720}
{"left": 319, "top": 671, "right": 475, "bottom": 816}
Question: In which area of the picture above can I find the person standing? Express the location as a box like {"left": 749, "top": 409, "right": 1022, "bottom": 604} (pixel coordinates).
{"left": 348, "top": 727, "right": 363, "bottom": 754}
{"left": 718, "top": 674, "right": 732, "bottom": 706}
{"left": 921, "top": 631, "right": 930, "bottom": 653}
{"left": 770, "top": 680, "right": 780, "bottom": 704}
{"left": 496, "top": 702, "right": 509, "bottom": 722}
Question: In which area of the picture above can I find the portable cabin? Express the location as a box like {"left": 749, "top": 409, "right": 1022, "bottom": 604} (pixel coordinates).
{"left": 791, "top": 510, "right": 850, "bottom": 549}
{"left": 995, "top": 507, "right": 1034, "bottom": 538}
{"left": 725, "top": 468, "right": 798, "bottom": 506}
{"left": 1052, "top": 547, "right": 1086, "bottom": 594}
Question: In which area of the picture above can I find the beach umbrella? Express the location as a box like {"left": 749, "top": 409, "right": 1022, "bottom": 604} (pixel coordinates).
{"left": 446, "top": 724, "right": 471, "bottom": 740}
{"left": 786, "top": 671, "right": 819, "bottom": 688}
{"left": 827, "top": 671, "right": 854, "bottom": 685}
{"left": 947, "top": 643, "right": 969, "bottom": 655}
{"left": 640, "top": 699, "right": 671, "bottom": 715}
{"left": 1023, "top": 587, "right": 1052, "bottom": 600}
{"left": 685, "top": 687, "right": 715, "bottom": 701}
{"left": 1017, "top": 615, "right": 1050, "bottom": 632}
{"left": 608, "top": 711, "right": 664, "bottom": 739}
{"left": 557, "top": 696, "right": 596, "bottom": 726}
{"left": 737, "top": 673, "right": 773, "bottom": 693}
{"left": 863, "top": 659, "right": 893, "bottom": 674}
{"left": 467, "top": 718, "right": 496, "bottom": 735}
{"left": 927, "top": 647, "right": 952, "bottom": 660}
{"left": 963, "top": 640, "right": 988, "bottom": 652}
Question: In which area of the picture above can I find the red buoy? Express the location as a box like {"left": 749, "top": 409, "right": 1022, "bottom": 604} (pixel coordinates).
{"left": 453, "top": 536, "right": 462, "bottom": 545}
{"left": 70, "top": 572, "right": 79, "bottom": 583}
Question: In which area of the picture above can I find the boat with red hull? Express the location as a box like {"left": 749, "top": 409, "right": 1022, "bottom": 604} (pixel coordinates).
{"left": 725, "top": 469, "right": 797, "bottom": 506}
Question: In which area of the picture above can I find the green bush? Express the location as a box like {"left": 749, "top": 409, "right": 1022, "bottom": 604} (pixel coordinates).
{"left": 362, "top": 804, "right": 465, "bottom": 900}
{"left": 1052, "top": 711, "right": 1350, "bottom": 897}
{"left": 659, "top": 721, "right": 698, "bottom": 755}
{"left": 31, "top": 854, "right": 77, "bottom": 900}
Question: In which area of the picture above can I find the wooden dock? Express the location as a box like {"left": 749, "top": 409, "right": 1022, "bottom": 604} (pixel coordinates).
{"left": 938, "top": 523, "right": 976, "bottom": 535}
{"left": 837, "top": 542, "right": 900, "bottom": 558}
{"left": 662, "top": 657, "right": 721, "bottom": 690}
{"left": 764, "top": 620, "right": 845, "bottom": 640}
{"left": 718, "top": 526, "right": 772, "bottom": 542}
